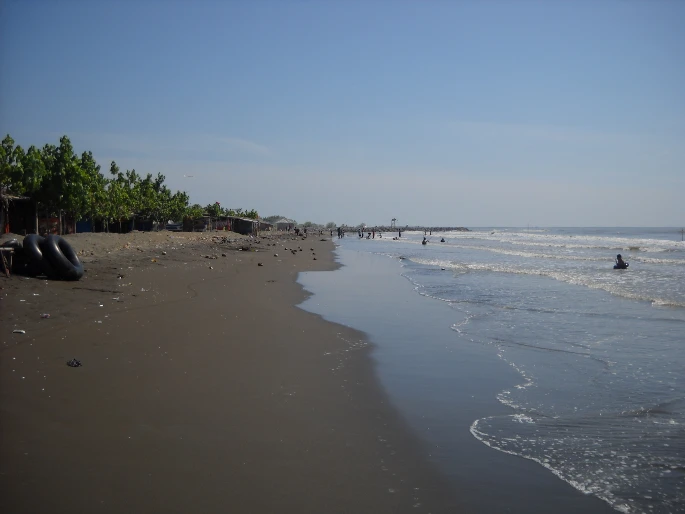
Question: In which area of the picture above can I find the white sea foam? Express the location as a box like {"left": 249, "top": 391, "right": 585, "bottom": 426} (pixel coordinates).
{"left": 407, "top": 256, "right": 685, "bottom": 309}
{"left": 442, "top": 230, "right": 685, "bottom": 255}
{"left": 336, "top": 228, "right": 685, "bottom": 513}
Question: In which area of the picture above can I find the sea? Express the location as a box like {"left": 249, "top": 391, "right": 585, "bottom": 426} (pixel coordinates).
{"left": 298, "top": 227, "right": 685, "bottom": 514}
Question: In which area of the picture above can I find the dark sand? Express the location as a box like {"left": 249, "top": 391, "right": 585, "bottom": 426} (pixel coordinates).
{"left": 1, "top": 231, "right": 463, "bottom": 513}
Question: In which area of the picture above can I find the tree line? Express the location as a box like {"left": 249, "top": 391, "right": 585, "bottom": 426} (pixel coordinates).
{"left": 0, "top": 134, "right": 259, "bottom": 232}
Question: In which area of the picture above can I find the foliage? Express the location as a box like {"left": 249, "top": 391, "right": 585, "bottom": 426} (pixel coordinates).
{"left": 186, "top": 203, "right": 204, "bottom": 220}
{"left": 0, "top": 135, "right": 25, "bottom": 195}
{"left": 1, "top": 133, "right": 263, "bottom": 233}
{"left": 325, "top": 221, "right": 336, "bottom": 228}
{"left": 204, "top": 202, "right": 222, "bottom": 218}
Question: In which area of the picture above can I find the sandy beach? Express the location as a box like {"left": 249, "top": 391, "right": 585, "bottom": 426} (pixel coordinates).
{"left": 0, "top": 231, "right": 462, "bottom": 513}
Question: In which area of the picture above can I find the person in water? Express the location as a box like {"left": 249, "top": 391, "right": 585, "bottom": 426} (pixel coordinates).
{"left": 615, "top": 254, "right": 628, "bottom": 269}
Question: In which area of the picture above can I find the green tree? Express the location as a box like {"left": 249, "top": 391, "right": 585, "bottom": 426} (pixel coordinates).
{"left": 38, "top": 136, "right": 89, "bottom": 233}
{"left": 1, "top": 134, "right": 197, "bottom": 234}
{"left": 167, "top": 191, "right": 189, "bottom": 223}
{"left": 106, "top": 161, "right": 134, "bottom": 232}
{"left": 186, "top": 203, "right": 204, "bottom": 220}
{"left": 0, "top": 135, "right": 26, "bottom": 195}
{"left": 204, "top": 202, "right": 222, "bottom": 218}
{"left": 243, "top": 208, "right": 259, "bottom": 220}
{"left": 325, "top": 221, "right": 336, "bottom": 229}
{"left": 80, "top": 151, "right": 105, "bottom": 230}
{"left": 123, "top": 169, "right": 142, "bottom": 229}
{"left": 19, "top": 146, "right": 47, "bottom": 195}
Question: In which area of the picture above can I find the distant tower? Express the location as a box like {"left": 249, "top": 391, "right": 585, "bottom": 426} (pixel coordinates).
{"left": 391, "top": 218, "right": 397, "bottom": 229}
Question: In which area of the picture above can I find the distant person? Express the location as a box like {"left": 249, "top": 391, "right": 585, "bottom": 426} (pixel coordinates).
{"left": 422, "top": 237, "right": 428, "bottom": 245}
{"left": 614, "top": 254, "right": 629, "bottom": 269}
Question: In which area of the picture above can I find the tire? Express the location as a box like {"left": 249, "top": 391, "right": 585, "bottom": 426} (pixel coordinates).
{"left": 1, "top": 238, "right": 22, "bottom": 249}
{"left": 23, "top": 234, "right": 57, "bottom": 277}
{"left": 41, "top": 235, "right": 84, "bottom": 281}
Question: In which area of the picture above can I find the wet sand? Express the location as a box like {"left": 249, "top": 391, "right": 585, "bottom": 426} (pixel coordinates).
{"left": 0, "top": 231, "right": 462, "bottom": 513}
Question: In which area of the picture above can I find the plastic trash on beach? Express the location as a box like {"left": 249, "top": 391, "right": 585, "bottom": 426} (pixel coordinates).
{"left": 13, "top": 329, "right": 26, "bottom": 334}
{"left": 40, "top": 313, "right": 51, "bottom": 319}
{"left": 66, "top": 358, "right": 82, "bottom": 367}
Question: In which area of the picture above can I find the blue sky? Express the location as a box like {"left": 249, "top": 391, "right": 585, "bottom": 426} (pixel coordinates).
{"left": 1, "top": 0, "right": 683, "bottom": 227}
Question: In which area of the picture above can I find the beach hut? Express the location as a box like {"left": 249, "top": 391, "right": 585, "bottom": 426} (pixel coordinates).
{"left": 273, "top": 218, "right": 295, "bottom": 231}
{"left": 1, "top": 193, "right": 34, "bottom": 235}
{"left": 229, "top": 217, "right": 259, "bottom": 235}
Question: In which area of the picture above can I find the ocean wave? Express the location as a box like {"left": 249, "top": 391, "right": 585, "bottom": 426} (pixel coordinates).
{"left": 469, "top": 417, "right": 621, "bottom": 510}
{"left": 470, "top": 415, "right": 683, "bottom": 514}
{"left": 406, "top": 257, "right": 685, "bottom": 309}
{"left": 633, "top": 256, "right": 685, "bottom": 266}
{"left": 442, "top": 231, "right": 685, "bottom": 254}
{"left": 451, "top": 245, "right": 611, "bottom": 261}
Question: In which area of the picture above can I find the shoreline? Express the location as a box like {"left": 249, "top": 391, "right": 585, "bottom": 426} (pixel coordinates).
{"left": 299, "top": 243, "right": 619, "bottom": 514}
{"left": 1, "top": 231, "right": 463, "bottom": 513}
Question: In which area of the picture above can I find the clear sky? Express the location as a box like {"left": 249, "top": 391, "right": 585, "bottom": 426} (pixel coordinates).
{"left": 1, "top": 0, "right": 683, "bottom": 227}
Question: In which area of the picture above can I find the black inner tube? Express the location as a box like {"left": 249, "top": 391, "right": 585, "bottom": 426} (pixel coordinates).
{"left": 22, "top": 234, "right": 56, "bottom": 277}
{"left": 41, "top": 235, "right": 84, "bottom": 280}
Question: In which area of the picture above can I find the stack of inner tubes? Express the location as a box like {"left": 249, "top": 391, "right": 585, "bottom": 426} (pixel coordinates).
{"left": 22, "top": 235, "right": 84, "bottom": 281}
